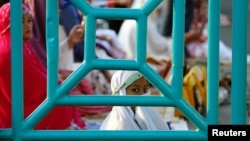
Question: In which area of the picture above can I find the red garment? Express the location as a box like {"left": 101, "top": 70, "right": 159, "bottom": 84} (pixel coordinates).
{"left": 60, "top": 70, "right": 112, "bottom": 116}
{"left": 0, "top": 3, "right": 74, "bottom": 130}
{"left": 107, "top": 0, "right": 115, "bottom": 7}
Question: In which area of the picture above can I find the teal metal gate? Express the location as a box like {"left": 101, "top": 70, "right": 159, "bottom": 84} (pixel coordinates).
{"left": 0, "top": 0, "right": 248, "bottom": 140}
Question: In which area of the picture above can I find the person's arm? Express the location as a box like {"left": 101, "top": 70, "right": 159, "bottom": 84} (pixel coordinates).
{"left": 59, "top": 24, "right": 84, "bottom": 51}
{"left": 66, "top": 24, "right": 84, "bottom": 48}
{"left": 59, "top": 24, "right": 84, "bottom": 71}
{"left": 184, "top": 19, "right": 206, "bottom": 44}
{"left": 184, "top": 29, "right": 202, "bottom": 44}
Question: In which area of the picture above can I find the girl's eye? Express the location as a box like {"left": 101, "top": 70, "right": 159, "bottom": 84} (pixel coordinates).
{"left": 132, "top": 88, "right": 139, "bottom": 93}
{"left": 144, "top": 88, "right": 148, "bottom": 93}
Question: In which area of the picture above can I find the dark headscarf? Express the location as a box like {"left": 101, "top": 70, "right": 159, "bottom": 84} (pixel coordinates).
{"left": 23, "top": 0, "right": 47, "bottom": 66}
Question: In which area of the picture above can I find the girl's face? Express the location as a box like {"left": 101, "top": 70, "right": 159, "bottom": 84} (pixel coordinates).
{"left": 22, "top": 13, "right": 33, "bottom": 40}
{"left": 126, "top": 77, "right": 149, "bottom": 95}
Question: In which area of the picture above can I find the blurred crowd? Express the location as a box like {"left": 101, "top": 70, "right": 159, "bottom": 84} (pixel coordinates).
{"left": 0, "top": 0, "right": 237, "bottom": 130}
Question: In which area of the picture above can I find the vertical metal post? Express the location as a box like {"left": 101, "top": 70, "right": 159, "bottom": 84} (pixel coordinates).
{"left": 231, "top": 0, "right": 248, "bottom": 124}
{"left": 172, "top": 0, "right": 185, "bottom": 99}
{"left": 207, "top": 0, "right": 220, "bottom": 124}
{"left": 10, "top": 0, "right": 23, "bottom": 141}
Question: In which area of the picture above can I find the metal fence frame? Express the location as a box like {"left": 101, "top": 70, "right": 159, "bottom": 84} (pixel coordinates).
{"left": 0, "top": 0, "right": 248, "bottom": 140}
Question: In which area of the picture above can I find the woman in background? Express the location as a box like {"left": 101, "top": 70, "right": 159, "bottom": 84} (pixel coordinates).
{"left": 0, "top": 2, "right": 85, "bottom": 130}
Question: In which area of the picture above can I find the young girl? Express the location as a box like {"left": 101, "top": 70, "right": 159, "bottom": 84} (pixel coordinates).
{"left": 0, "top": 2, "right": 85, "bottom": 130}
{"left": 99, "top": 70, "right": 170, "bottom": 130}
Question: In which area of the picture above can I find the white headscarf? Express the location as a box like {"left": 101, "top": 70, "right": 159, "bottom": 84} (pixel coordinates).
{"left": 100, "top": 70, "right": 169, "bottom": 130}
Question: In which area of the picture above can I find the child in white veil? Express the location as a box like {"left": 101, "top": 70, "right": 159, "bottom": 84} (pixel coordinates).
{"left": 99, "top": 70, "right": 170, "bottom": 130}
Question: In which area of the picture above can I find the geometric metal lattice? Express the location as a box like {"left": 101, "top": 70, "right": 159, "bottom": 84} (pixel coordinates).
{"left": 0, "top": 0, "right": 248, "bottom": 140}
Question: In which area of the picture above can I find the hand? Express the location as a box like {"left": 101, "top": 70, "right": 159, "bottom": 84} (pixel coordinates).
{"left": 67, "top": 24, "right": 84, "bottom": 48}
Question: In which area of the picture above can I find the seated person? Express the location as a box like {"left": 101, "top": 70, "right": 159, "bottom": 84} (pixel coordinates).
{"left": 99, "top": 70, "right": 170, "bottom": 130}
{"left": 0, "top": 2, "right": 85, "bottom": 130}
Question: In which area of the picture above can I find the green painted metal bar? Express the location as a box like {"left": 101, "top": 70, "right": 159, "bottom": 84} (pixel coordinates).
{"left": 46, "top": 0, "right": 59, "bottom": 98}
{"left": 207, "top": 0, "right": 220, "bottom": 124}
{"left": 84, "top": 16, "right": 97, "bottom": 62}
{"left": 1, "top": 0, "right": 248, "bottom": 140}
{"left": 23, "top": 100, "right": 53, "bottom": 130}
{"left": 17, "top": 0, "right": 62, "bottom": 131}
{"left": 92, "top": 59, "right": 139, "bottom": 69}
{"left": 23, "top": 0, "right": 60, "bottom": 132}
{"left": 58, "top": 59, "right": 140, "bottom": 96}
{"left": 58, "top": 95, "right": 175, "bottom": 106}
{"left": 231, "top": 0, "right": 248, "bottom": 124}
{"left": 136, "top": 15, "right": 147, "bottom": 63}
{"left": 70, "top": 0, "right": 91, "bottom": 15}
{"left": 22, "top": 130, "right": 207, "bottom": 141}
{"left": 58, "top": 63, "right": 92, "bottom": 95}
{"left": 171, "top": 0, "right": 185, "bottom": 99}
{"left": 177, "top": 100, "right": 207, "bottom": 131}
{"left": 93, "top": 8, "right": 143, "bottom": 19}
{"left": 142, "top": 0, "right": 162, "bottom": 16}
{"left": 139, "top": 65, "right": 173, "bottom": 99}
{"left": 0, "top": 129, "right": 12, "bottom": 140}
{"left": 10, "top": 0, "right": 23, "bottom": 141}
